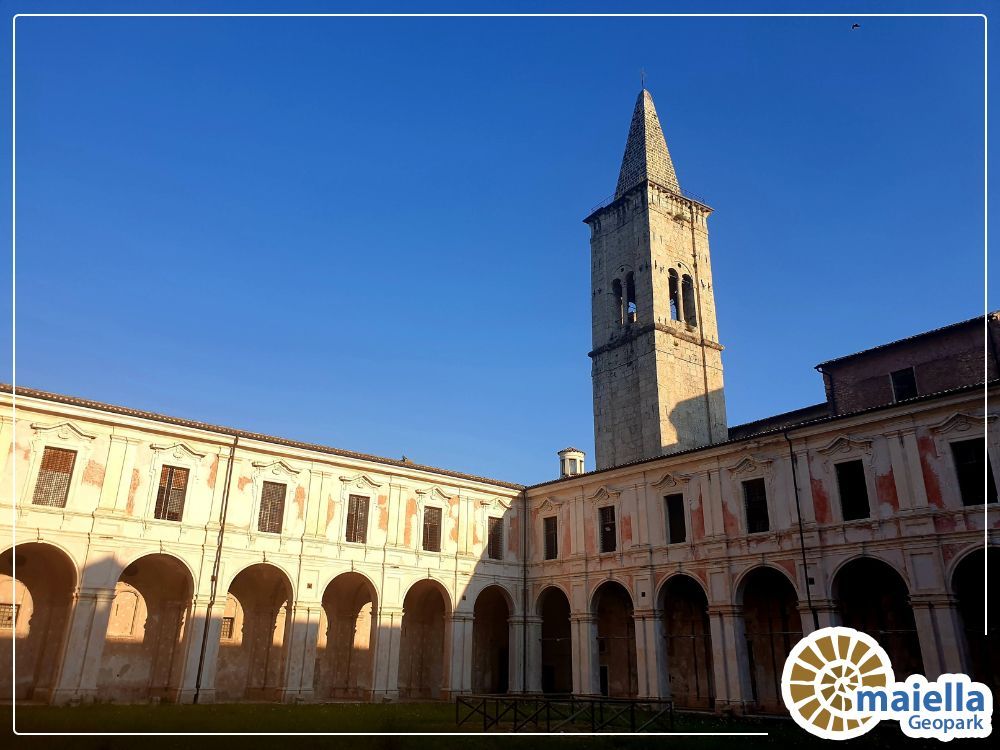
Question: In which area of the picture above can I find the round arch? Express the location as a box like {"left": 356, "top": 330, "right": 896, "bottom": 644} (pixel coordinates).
{"left": 950, "top": 548, "right": 997, "bottom": 691}
{"left": 398, "top": 577, "right": 451, "bottom": 699}
{"left": 832, "top": 556, "right": 923, "bottom": 679}
{"left": 472, "top": 585, "right": 513, "bottom": 694}
{"left": 98, "top": 552, "right": 196, "bottom": 703}
{"left": 827, "top": 552, "right": 910, "bottom": 601}
{"left": 315, "top": 571, "right": 379, "bottom": 700}
{"left": 113, "top": 548, "right": 198, "bottom": 593}
{"left": 657, "top": 573, "right": 714, "bottom": 710}
{"left": 589, "top": 578, "right": 635, "bottom": 612}
{"left": 733, "top": 562, "right": 801, "bottom": 606}
{"left": 400, "top": 575, "right": 455, "bottom": 616}
{"left": 654, "top": 571, "right": 709, "bottom": 608}
{"left": 534, "top": 583, "right": 570, "bottom": 615}
{"left": 214, "top": 562, "right": 295, "bottom": 702}
{"left": 0, "top": 542, "right": 79, "bottom": 702}
{"left": 316, "top": 568, "right": 379, "bottom": 604}
{"left": 591, "top": 580, "right": 637, "bottom": 698}
{"left": 221, "top": 559, "right": 297, "bottom": 602}
{"left": 738, "top": 565, "right": 803, "bottom": 714}
{"left": 536, "top": 585, "right": 572, "bottom": 694}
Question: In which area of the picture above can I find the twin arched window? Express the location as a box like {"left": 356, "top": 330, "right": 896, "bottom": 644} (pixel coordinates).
{"left": 668, "top": 269, "right": 697, "bottom": 326}
{"left": 611, "top": 272, "right": 638, "bottom": 326}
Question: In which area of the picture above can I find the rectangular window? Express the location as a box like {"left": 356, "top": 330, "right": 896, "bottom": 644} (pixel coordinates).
{"left": 154, "top": 465, "right": 189, "bottom": 522}
{"left": 31, "top": 446, "right": 77, "bottom": 508}
{"left": 257, "top": 481, "right": 286, "bottom": 534}
{"left": 345, "top": 494, "right": 369, "bottom": 544}
{"left": 890, "top": 367, "right": 918, "bottom": 402}
{"left": 487, "top": 516, "right": 503, "bottom": 560}
{"left": 0, "top": 603, "right": 17, "bottom": 630}
{"left": 423, "top": 507, "right": 442, "bottom": 552}
{"left": 835, "top": 460, "right": 871, "bottom": 521}
{"left": 543, "top": 516, "right": 558, "bottom": 560}
{"left": 742, "top": 478, "right": 770, "bottom": 534}
{"left": 599, "top": 506, "right": 616, "bottom": 553}
{"left": 665, "top": 493, "right": 686, "bottom": 544}
{"left": 952, "top": 438, "right": 998, "bottom": 506}
{"left": 220, "top": 616, "right": 235, "bottom": 640}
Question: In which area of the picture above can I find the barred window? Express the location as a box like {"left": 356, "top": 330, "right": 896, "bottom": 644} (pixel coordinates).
{"left": 32, "top": 446, "right": 76, "bottom": 507}
{"left": 423, "top": 507, "right": 442, "bottom": 552}
{"left": 599, "top": 506, "right": 616, "bottom": 553}
{"left": 0, "top": 603, "right": 17, "bottom": 630}
{"left": 154, "top": 465, "right": 189, "bottom": 522}
{"left": 543, "top": 516, "right": 558, "bottom": 560}
{"left": 220, "top": 616, "right": 235, "bottom": 640}
{"left": 665, "top": 493, "right": 686, "bottom": 544}
{"left": 742, "top": 478, "right": 770, "bottom": 534}
{"left": 258, "top": 481, "right": 286, "bottom": 534}
{"left": 835, "top": 460, "right": 871, "bottom": 521}
{"left": 487, "top": 516, "right": 503, "bottom": 560}
{"left": 345, "top": 494, "right": 369, "bottom": 544}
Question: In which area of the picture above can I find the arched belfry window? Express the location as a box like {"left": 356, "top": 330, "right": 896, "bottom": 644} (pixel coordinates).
{"left": 612, "top": 279, "right": 624, "bottom": 326}
{"left": 681, "top": 274, "right": 697, "bottom": 325}
{"left": 625, "top": 273, "right": 637, "bottom": 324}
{"left": 668, "top": 269, "right": 680, "bottom": 321}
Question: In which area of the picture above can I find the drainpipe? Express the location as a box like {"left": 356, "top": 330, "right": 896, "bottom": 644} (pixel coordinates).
{"left": 194, "top": 434, "right": 239, "bottom": 703}
{"left": 521, "top": 488, "right": 528, "bottom": 694}
{"left": 783, "top": 430, "right": 819, "bottom": 630}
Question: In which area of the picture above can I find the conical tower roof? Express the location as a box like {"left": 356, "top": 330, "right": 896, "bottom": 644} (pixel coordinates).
{"left": 614, "top": 89, "right": 680, "bottom": 199}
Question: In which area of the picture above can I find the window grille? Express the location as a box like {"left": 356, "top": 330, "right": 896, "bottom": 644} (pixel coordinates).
{"left": 32, "top": 446, "right": 76, "bottom": 508}
{"left": 423, "top": 507, "right": 442, "bottom": 552}
{"left": 258, "top": 481, "right": 286, "bottom": 534}
{"left": 0, "top": 603, "right": 17, "bottom": 630}
{"left": 487, "top": 516, "right": 503, "bottom": 560}
{"left": 345, "top": 494, "right": 369, "bottom": 544}
{"left": 154, "top": 465, "right": 189, "bottom": 521}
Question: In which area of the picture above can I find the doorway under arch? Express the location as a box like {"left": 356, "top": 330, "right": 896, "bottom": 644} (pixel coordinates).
{"left": 538, "top": 586, "right": 572, "bottom": 694}
{"left": 659, "top": 575, "right": 714, "bottom": 710}
{"left": 315, "top": 572, "right": 378, "bottom": 700}
{"left": 592, "top": 581, "right": 637, "bottom": 698}
{"left": 472, "top": 585, "right": 511, "bottom": 694}
{"left": 740, "top": 566, "right": 802, "bottom": 714}
{"left": 951, "top": 549, "right": 997, "bottom": 691}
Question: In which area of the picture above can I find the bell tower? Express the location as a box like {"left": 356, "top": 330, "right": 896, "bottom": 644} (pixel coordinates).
{"left": 584, "top": 89, "right": 727, "bottom": 470}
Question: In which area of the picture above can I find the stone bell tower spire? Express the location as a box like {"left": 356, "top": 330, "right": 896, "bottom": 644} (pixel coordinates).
{"left": 584, "top": 89, "right": 727, "bottom": 470}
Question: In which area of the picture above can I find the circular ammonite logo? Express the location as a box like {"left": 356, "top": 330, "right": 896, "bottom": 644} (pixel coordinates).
{"left": 781, "top": 626, "right": 895, "bottom": 740}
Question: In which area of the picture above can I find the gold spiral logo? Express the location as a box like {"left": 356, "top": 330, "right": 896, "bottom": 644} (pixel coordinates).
{"left": 782, "top": 626, "right": 895, "bottom": 740}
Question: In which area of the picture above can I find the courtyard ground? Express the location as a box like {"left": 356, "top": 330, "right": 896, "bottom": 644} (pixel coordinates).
{"left": 3, "top": 703, "right": 985, "bottom": 749}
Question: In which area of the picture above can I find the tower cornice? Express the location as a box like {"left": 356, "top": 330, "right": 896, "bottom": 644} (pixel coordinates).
{"left": 583, "top": 179, "right": 712, "bottom": 226}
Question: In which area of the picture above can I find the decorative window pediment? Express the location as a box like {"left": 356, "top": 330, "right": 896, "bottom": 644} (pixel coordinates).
{"left": 151, "top": 441, "right": 207, "bottom": 462}
{"left": 929, "top": 412, "right": 996, "bottom": 436}
{"left": 252, "top": 459, "right": 301, "bottom": 479}
{"left": 652, "top": 471, "right": 692, "bottom": 488}
{"left": 30, "top": 421, "right": 97, "bottom": 442}
{"left": 817, "top": 435, "right": 873, "bottom": 457}
{"left": 478, "top": 496, "right": 512, "bottom": 511}
{"left": 587, "top": 485, "right": 622, "bottom": 503}
{"left": 728, "top": 455, "right": 772, "bottom": 476}
{"left": 339, "top": 472, "right": 382, "bottom": 490}
{"left": 416, "top": 485, "right": 453, "bottom": 502}
{"left": 538, "top": 496, "right": 563, "bottom": 512}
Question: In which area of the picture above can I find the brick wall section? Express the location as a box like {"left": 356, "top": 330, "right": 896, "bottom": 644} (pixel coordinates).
{"left": 820, "top": 314, "right": 998, "bottom": 415}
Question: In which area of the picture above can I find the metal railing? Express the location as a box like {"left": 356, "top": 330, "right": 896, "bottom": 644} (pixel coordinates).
{"left": 455, "top": 694, "right": 674, "bottom": 733}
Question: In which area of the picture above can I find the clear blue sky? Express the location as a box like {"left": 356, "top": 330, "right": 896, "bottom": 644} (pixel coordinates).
{"left": 0, "top": 4, "right": 990, "bottom": 484}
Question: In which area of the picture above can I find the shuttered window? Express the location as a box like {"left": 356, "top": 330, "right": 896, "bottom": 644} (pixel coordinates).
{"left": 345, "top": 494, "right": 369, "bottom": 544}
{"left": 487, "top": 516, "right": 503, "bottom": 560}
{"left": 423, "top": 507, "right": 442, "bottom": 552}
{"left": 665, "top": 493, "right": 686, "bottom": 544}
{"left": 543, "top": 516, "right": 558, "bottom": 560}
{"left": 31, "top": 447, "right": 76, "bottom": 507}
{"left": 742, "top": 478, "right": 770, "bottom": 534}
{"left": 154, "top": 465, "right": 189, "bottom": 522}
{"left": 599, "top": 506, "right": 616, "bottom": 553}
{"left": 258, "top": 481, "right": 286, "bottom": 534}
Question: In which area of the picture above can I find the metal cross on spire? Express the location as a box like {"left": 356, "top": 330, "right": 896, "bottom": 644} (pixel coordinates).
{"left": 640, "top": 68, "right": 646, "bottom": 90}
